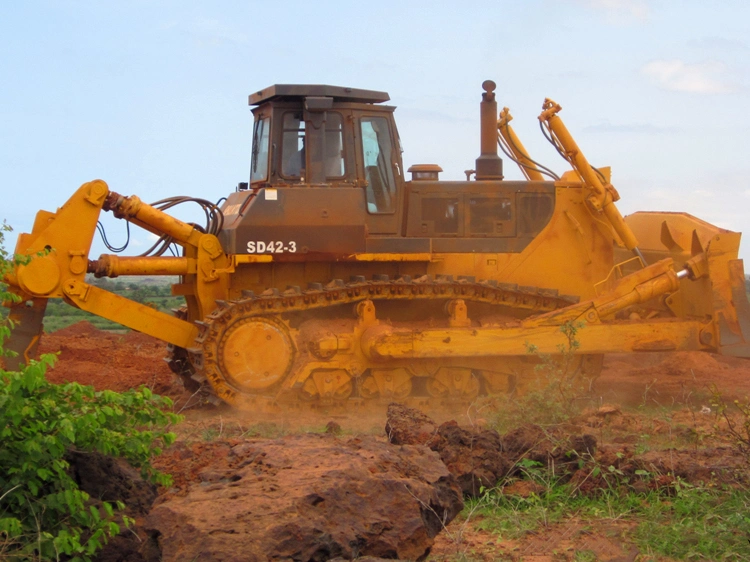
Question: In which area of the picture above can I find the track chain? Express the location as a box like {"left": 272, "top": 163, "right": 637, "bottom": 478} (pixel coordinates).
{"left": 206, "top": 273, "right": 578, "bottom": 323}
{"left": 180, "top": 274, "right": 581, "bottom": 405}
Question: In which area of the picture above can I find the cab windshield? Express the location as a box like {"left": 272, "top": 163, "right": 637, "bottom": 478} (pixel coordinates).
{"left": 361, "top": 116, "right": 396, "bottom": 213}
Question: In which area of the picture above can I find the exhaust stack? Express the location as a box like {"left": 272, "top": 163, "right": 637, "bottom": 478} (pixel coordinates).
{"left": 474, "top": 80, "right": 503, "bottom": 180}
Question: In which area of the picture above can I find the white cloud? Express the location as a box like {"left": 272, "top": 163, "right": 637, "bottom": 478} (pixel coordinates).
{"left": 642, "top": 59, "right": 736, "bottom": 94}
{"left": 579, "top": 0, "right": 650, "bottom": 23}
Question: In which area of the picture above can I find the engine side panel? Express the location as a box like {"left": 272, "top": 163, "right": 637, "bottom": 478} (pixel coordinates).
{"left": 219, "top": 188, "right": 368, "bottom": 255}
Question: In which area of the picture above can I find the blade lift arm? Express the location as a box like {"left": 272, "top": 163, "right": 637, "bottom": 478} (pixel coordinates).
{"left": 497, "top": 107, "right": 561, "bottom": 182}
{"left": 538, "top": 99, "right": 645, "bottom": 263}
{"left": 3, "top": 180, "right": 226, "bottom": 368}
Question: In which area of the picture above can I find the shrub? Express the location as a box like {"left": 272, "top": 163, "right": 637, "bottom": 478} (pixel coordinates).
{"left": 0, "top": 223, "right": 180, "bottom": 560}
{"left": 711, "top": 384, "right": 750, "bottom": 463}
{"left": 490, "top": 321, "right": 593, "bottom": 431}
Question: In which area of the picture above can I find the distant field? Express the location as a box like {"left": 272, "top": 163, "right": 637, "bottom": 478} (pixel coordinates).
{"left": 42, "top": 275, "right": 184, "bottom": 332}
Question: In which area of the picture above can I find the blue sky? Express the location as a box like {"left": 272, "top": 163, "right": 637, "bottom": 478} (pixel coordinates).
{"left": 1, "top": 0, "right": 749, "bottom": 260}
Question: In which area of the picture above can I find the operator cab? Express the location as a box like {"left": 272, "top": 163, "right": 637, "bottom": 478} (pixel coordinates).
{"left": 248, "top": 84, "right": 402, "bottom": 214}
{"left": 221, "top": 82, "right": 556, "bottom": 256}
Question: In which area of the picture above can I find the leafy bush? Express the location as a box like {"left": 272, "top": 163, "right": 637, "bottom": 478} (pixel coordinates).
{"left": 711, "top": 384, "right": 750, "bottom": 463}
{"left": 490, "top": 321, "right": 594, "bottom": 430}
{"left": 0, "top": 369, "right": 178, "bottom": 560}
{"left": 0, "top": 223, "right": 180, "bottom": 560}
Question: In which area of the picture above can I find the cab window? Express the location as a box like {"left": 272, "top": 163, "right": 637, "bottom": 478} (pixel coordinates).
{"left": 518, "top": 193, "right": 554, "bottom": 235}
{"left": 281, "top": 112, "right": 305, "bottom": 178}
{"left": 361, "top": 116, "right": 396, "bottom": 214}
{"left": 422, "top": 197, "right": 459, "bottom": 234}
{"left": 281, "top": 112, "right": 345, "bottom": 180}
{"left": 250, "top": 116, "right": 270, "bottom": 183}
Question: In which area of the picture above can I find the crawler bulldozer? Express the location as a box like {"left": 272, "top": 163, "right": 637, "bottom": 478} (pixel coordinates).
{"left": 4, "top": 80, "right": 750, "bottom": 408}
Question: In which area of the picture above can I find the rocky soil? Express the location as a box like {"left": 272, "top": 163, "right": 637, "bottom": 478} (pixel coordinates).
{"left": 35, "top": 322, "right": 750, "bottom": 561}
{"left": 149, "top": 435, "right": 463, "bottom": 562}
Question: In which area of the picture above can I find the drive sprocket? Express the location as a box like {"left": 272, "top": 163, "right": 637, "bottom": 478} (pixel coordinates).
{"left": 194, "top": 301, "right": 297, "bottom": 406}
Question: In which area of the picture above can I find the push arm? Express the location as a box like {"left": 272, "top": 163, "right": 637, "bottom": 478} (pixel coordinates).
{"left": 359, "top": 259, "right": 704, "bottom": 360}
{"left": 3, "top": 180, "right": 226, "bottom": 368}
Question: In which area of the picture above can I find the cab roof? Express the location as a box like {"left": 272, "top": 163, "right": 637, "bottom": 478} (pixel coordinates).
{"left": 249, "top": 84, "right": 390, "bottom": 106}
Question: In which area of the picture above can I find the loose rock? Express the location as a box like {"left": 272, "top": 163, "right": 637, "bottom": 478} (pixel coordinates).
{"left": 433, "top": 421, "right": 510, "bottom": 497}
{"left": 147, "top": 433, "right": 463, "bottom": 562}
{"left": 386, "top": 405, "right": 599, "bottom": 496}
{"left": 385, "top": 403, "right": 440, "bottom": 447}
{"left": 325, "top": 420, "right": 342, "bottom": 434}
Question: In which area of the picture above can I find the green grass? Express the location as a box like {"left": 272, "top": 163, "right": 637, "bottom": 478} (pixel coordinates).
{"left": 467, "top": 463, "right": 750, "bottom": 561}
{"left": 43, "top": 311, "right": 127, "bottom": 332}
{"left": 635, "top": 485, "right": 750, "bottom": 559}
{"left": 462, "top": 320, "right": 750, "bottom": 559}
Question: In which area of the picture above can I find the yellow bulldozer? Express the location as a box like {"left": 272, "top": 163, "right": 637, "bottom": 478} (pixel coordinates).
{"left": 3, "top": 80, "right": 750, "bottom": 408}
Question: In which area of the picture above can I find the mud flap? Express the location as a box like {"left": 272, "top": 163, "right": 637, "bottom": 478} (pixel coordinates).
{"left": 717, "top": 259, "right": 750, "bottom": 357}
{"left": 2, "top": 298, "right": 47, "bottom": 370}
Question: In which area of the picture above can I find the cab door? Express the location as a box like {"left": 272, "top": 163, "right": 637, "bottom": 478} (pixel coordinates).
{"left": 357, "top": 113, "right": 403, "bottom": 235}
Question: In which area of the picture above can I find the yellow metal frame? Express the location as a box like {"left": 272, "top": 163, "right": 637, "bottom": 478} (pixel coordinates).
{"left": 3, "top": 180, "right": 229, "bottom": 366}
{"left": 5, "top": 91, "right": 750, "bottom": 391}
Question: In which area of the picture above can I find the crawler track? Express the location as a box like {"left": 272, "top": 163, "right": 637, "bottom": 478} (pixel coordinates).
{"left": 167, "top": 275, "right": 594, "bottom": 407}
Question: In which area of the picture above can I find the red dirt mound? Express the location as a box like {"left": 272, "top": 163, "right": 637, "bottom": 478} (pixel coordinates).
{"left": 598, "top": 351, "right": 750, "bottom": 407}
{"left": 38, "top": 321, "right": 184, "bottom": 400}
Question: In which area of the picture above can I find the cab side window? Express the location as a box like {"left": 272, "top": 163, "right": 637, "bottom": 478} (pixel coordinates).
{"left": 281, "top": 113, "right": 305, "bottom": 178}
{"left": 361, "top": 117, "right": 396, "bottom": 214}
{"left": 250, "top": 116, "right": 271, "bottom": 183}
